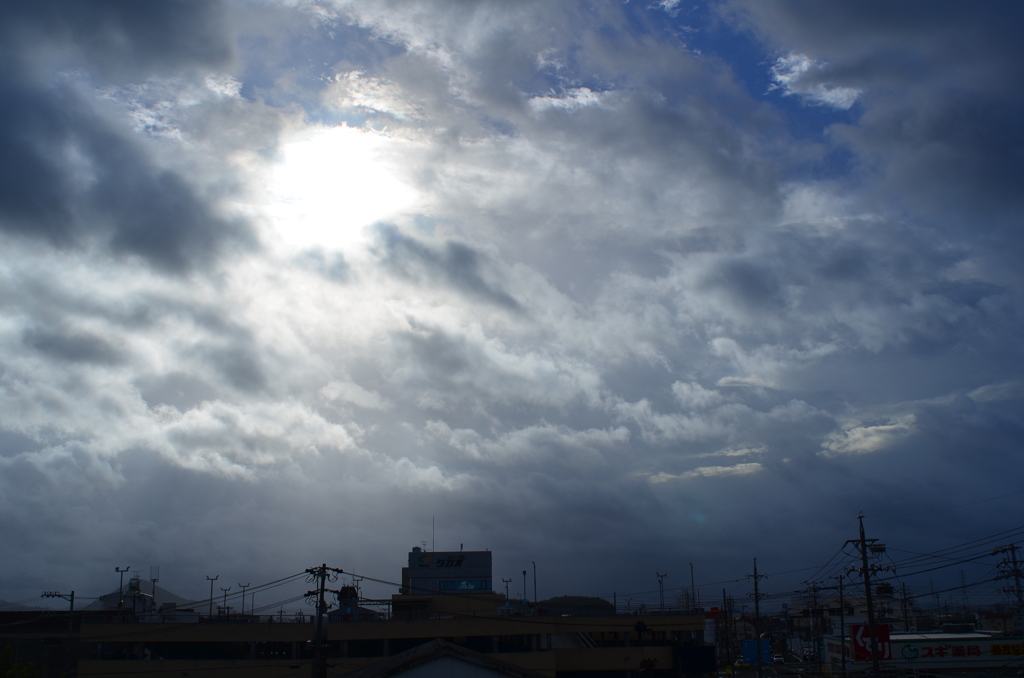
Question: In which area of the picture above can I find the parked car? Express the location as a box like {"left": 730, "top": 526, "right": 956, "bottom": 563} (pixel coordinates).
{"left": 772, "top": 654, "right": 784, "bottom": 664}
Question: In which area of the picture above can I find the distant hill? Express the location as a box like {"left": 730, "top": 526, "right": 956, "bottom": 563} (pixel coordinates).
{"left": 537, "top": 596, "right": 615, "bottom": 616}
{"left": 84, "top": 580, "right": 193, "bottom": 611}
{"left": 0, "top": 599, "right": 46, "bottom": 611}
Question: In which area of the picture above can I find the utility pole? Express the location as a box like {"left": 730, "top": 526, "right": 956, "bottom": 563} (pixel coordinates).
{"left": 747, "top": 559, "right": 767, "bottom": 678}
{"left": 206, "top": 575, "right": 219, "bottom": 618}
{"left": 901, "top": 582, "right": 909, "bottom": 630}
{"left": 845, "top": 515, "right": 883, "bottom": 678}
{"left": 115, "top": 566, "right": 130, "bottom": 610}
{"left": 306, "top": 563, "right": 344, "bottom": 678}
{"left": 502, "top": 578, "right": 512, "bottom": 606}
{"left": 808, "top": 581, "right": 820, "bottom": 670}
{"left": 960, "top": 570, "right": 971, "bottom": 618}
{"left": 834, "top": 575, "right": 847, "bottom": 678}
{"left": 690, "top": 563, "right": 696, "bottom": 612}
{"left": 239, "top": 583, "right": 250, "bottom": 616}
{"left": 41, "top": 591, "right": 75, "bottom": 636}
{"left": 151, "top": 566, "right": 160, "bottom": 612}
{"left": 996, "top": 544, "right": 1024, "bottom": 623}
{"left": 656, "top": 573, "right": 667, "bottom": 612}
{"left": 723, "top": 588, "right": 732, "bottom": 667}
{"left": 41, "top": 590, "right": 75, "bottom": 675}
{"left": 532, "top": 561, "right": 537, "bottom": 606}
{"left": 220, "top": 587, "right": 232, "bottom": 616}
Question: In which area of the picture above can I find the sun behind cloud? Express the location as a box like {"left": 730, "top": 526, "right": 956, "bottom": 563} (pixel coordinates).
{"left": 265, "top": 124, "right": 419, "bottom": 251}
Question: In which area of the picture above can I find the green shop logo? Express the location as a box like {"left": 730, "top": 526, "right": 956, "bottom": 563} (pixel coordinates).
{"left": 902, "top": 645, "right": 919, "bottom": 661}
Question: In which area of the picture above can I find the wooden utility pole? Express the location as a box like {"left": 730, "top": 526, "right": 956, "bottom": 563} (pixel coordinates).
{"left": 306, "top": 563, "right": 344, "bottom": 678}
{"left": 901, "top": 582, "right": 909, "bottom": 630}
{"left": 996, "top": 544, "right": 1024, "bottom": 622}
{"left": 808, "top": 581, "right": 821, "bottom": 674}
{"left": 723, "top": 589, "right": 732, "bottom": 667}
{"left": 846, "top": 515, "right": 882, "bottom": 678}
{"left": 747, "top": 559, "right": 767, "bottom": 678}
{"left": 835, "top": 575, "right": 847, "bottom": 678}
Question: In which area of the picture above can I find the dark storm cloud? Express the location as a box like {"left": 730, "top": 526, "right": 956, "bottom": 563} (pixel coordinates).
{"left": 4, "top": 0, "right": 1024, "bottom": 606}
{"left": 0, "top": 0, "right": 255, "bottom": 273}
{"left": 135, "top": 372, "right": 219, "bottom": 412}
{"left": 2, "top": 1, "right": 233, "bottom": 81}
{"left": 22, "top": 326, "right": 124, "bottom": 365}
{"left": 725, "top": 0, "right": 1024, "bottom": 234}
{"left": 379, "top": 231, "right": 522, "bottom": 310}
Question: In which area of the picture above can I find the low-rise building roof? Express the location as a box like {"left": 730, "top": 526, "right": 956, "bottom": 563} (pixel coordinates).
{"left": 339, "top": 639, "right": 548, "bottom": 678}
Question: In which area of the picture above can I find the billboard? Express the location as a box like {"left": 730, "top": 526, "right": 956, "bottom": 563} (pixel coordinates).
{"left": 742, "top": 639, "right": 770, "bottom": 664}
{"left": 409, "top": 550, "right": 491, "bottom": 571}
{"left": 407, "top": 550, "right": 493, "bottom": 594}
{"left": 850, "top": 624, "right": 891, "bottom": 661}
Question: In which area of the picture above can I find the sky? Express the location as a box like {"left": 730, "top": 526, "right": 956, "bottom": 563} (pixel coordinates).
{"left": 2, "top": 0, "right": 1024, "bottom": 614}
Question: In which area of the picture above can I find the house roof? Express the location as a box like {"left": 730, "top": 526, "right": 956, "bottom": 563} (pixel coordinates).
{"left": 337, "top": 639, "right": 547, "bottom": 678}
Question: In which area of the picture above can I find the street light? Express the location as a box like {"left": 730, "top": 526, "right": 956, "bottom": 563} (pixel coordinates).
{"left": 522, "top": 571, "right": 527, "bottom": 611}
{"left": 115, "top": 566, "right": 130, "bottom": 610}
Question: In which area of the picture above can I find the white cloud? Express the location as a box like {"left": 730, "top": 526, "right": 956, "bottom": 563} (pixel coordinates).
{"left": 322, "top": 71, "right": 423, "bottom": 120}
{"left": 821, "top": 415, "right": 917, "bottom": 456}
{"left": 321, "top": 381, "right": 392, "bottom": 410}
{"left": 770, "top": 53, "right": 861, "bottom": 110}
{"left": 694, "top": 446, "right": 765, "bottom": 459}
{"left": 528, "top": 87, "right": 610, "bottom": 113}
{"left": 671, "top": 381, "right": 723, "bottom": 410}
{"left": 648, "top": 462, "right": 764, "bottom": 482}
{"left": 968, "top": 381, "right": 1024, "bottom": 403}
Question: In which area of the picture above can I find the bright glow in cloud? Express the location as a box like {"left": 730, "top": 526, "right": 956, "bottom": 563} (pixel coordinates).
{"left": 266, "top": 125, "right": 419, "bottom": 251}
{"left": 821, "top": 415, "right": 917, "bottom": 456}
{"left": 648, "top": 463, "right": 764, "bottom": 482}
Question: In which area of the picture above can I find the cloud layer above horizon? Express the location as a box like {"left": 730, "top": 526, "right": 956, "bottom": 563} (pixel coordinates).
{"left": 2, "top": 0, "right": 1023, "bottom": 604}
